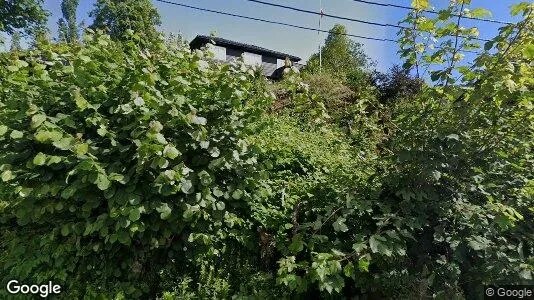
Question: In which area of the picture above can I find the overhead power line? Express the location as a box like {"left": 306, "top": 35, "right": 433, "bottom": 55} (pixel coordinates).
{"left": 245, "top": 0, "right": 407, "bottom": 29}
{"left": 350, "top": 0, "right": 513, "bottom": 25}
{"left": 154, "top": 0, "right": 481, "bottom": 54}
{"left": 154, "top": 0, "right": 397, "bottom": 42}
{"left": 243, "top": 0, "right": 491, "bottom": 42}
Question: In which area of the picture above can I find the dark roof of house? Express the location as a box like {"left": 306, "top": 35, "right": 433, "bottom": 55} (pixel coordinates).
{"left": 190, "top": 35, "right": 301, "bottom": 62}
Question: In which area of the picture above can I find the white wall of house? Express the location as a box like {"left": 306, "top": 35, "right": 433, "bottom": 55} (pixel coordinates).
{"left": 207, "top": 44, "right": 227, "bottom": 61}
{"left": 243, "top": 52, "right": 262, "bottom": 67}
{"left": 277, "top": 59, "right": 286, "bottom": 68}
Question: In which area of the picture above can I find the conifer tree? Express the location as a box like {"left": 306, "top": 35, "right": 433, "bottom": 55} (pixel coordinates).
{"left": 57, "top": 19, "right": 68, "bottom": 42}
{"left": 9, "top": 31, "right": 22, "bottom": 52}
{"left": 57, "top": 0, "right": 80, "bottom": 42}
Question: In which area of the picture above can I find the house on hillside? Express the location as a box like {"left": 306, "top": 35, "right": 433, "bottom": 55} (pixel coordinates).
{"left": 189, "top": 35, "right": 302, "bottom": 80}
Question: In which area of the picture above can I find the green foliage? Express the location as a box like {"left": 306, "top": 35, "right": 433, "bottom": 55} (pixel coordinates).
{"left": 373, "top": 65, "right": 423, "bottom": 104}
{"left": 300, "top": 72, "right": 385, "bottom": 152}
{"left": 412, "top": 0, "right": 430, "bottom": 10}
{"left": 57, "top": 0, "right": 80, "bottom": 43}
{"left": 0, "top": 30, "right": 271, "bottom": 298}
{"left": 247, "top": 115, "right": 372, "bottom": 297}
{"left": 31, "top": 27, "right": 51, "bottom": 48}
{"left": 0, "top": 1, "right": 532, "bottom": 299}
{"left": 0, "top": 0, "right": 48, "bottom": 35}
{"left": 57, "top": 19, "right": 68, "bottom": 43}
{"left": 269, "top": 68, "right": 330, "bottom": 127}
{"left": 257, "top": 2, "right": 533, "bottom": 298}
{"left": 382, "top": 2, "right": 534, "bottom": 297}
{"left": 304, "top": 24, "right": 370, "bottom": 81}
{"left": 9, "top": 31, "right": 22, "bottom": 52}
{"left": 90, "top": 0, "right": 162, "bottom": 42}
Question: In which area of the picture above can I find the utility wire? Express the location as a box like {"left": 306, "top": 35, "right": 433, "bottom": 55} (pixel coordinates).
{"left": 154, "top": 0, "right": 482, "bottom": 54}
{"left": 350, "top": 0, "right": 513, "bottom": 25}
{"left": 243, "top": 0, "right": 491, "bottom": 42}
{"left": 246, "top": 0, "right": 407, "bottom": 29}
{"left": 154, "top": 0, "right": 397, "bottom": 42}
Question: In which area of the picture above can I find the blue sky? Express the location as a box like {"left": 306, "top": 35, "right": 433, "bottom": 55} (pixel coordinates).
{"left": 8, "top": 0, "right": 526, "bottom": 71}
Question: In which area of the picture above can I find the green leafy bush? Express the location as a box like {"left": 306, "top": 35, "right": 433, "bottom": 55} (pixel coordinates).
{"left": 254, "top": 2, "right": 533, "bottom": 298}
{"left": 0, "top": 1, "right": 532, "bottom": 299}
{"left": 247, "top": 115, "right": 372, "bottom": 297}
{"left": 0, "top": 30, "right": 271, "bottom": 298}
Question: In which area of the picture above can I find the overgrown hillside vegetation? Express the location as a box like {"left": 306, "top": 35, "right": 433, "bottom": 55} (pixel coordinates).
{"left": 0, "top": 0, "right": 533, "bottom": 299}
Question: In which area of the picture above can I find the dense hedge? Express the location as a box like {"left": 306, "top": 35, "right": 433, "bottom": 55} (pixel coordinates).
{"left": 1, "top": 3, "right": 533, "bottom": 297}
{"left": 0, "top": 31, "right": 273, "bottom": 297}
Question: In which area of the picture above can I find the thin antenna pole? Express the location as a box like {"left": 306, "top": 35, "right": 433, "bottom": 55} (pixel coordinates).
{"left": 319, "top": 0, "right": 322, "bottom": 71}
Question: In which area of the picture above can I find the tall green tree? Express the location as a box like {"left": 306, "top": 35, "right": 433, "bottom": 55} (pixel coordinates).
{"left": 9, "top": 31, "right": 22, "bottom": 52}
{"left": 57, "top": 19, "right": 68, "bottom": 42}
{"left": 305, "top": 24, "right": 370, "bottom": 79}
{"left": 31, "top": 27, "right": 50, "bottom": 48}
{"left": 0, "top": 0, "right": 48, "bottom": 35}
{"left": 90, "top": 0, "right": 161, "bottom": 41}
{"left": 57, "top": 0, "right": 80, "bottom": 42}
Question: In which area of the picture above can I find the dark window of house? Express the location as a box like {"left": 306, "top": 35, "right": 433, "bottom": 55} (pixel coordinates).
{"left": 261, "top": 55, "right": 278, "bottom": 77}
{"left": 262, "top": 56, "right": 277, "bottom": 64}
{"left": 226, "top": 48, "right": 243, "bottom": 60}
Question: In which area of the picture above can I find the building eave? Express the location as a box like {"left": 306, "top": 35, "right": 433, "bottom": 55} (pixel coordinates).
{"left": 190, "top": 35, "right": 301, "bottom": 62}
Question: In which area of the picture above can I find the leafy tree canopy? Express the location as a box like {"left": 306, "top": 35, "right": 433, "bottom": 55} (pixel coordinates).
{"left": 0, "top": 0, "right": 48, "bottom": 34}
{"left": 90, "top": 0, "right": 162, "bottom": 41}
{"left": 305, "top": 24, "right": 371, "bottom": 80}
{"left": 373, "top": 65, "right": 423, "bottom": 104}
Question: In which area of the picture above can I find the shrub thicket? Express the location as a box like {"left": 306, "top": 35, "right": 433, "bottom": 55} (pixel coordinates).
{"left": 0, "top": 30, "right": 272, "bottom": 298}
{"left": 0, "top": 1, "right": 532, "bottom": 299}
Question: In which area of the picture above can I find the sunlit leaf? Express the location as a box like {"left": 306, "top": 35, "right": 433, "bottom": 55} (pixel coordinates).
{"left": 411, "top": 0, "right": 429, "bottom": 10}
